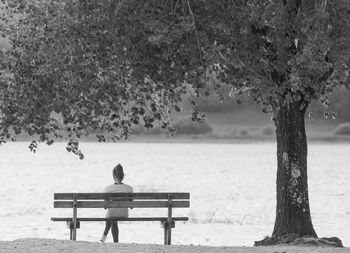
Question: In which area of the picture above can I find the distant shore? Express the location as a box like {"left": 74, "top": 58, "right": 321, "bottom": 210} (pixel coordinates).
{"left": 0, "top": 239, "right": 349, "bottom": 253}
{"left": 7, "top": 132, "right": 350, "bottom": 144}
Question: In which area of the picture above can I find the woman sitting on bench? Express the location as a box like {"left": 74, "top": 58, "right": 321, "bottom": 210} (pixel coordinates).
{"left": 100, "top": 164, "right": 133, "bottom": 243}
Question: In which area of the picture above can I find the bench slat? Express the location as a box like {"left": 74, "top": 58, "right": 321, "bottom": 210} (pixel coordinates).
{"left": 54, "top": 192, "right": 189, "bottom": 200}
{"left": 54, "top": 200, "right": 190, "bottom": 208}
{"left": 51, "top": 217, "right": 189, "bottom": 222}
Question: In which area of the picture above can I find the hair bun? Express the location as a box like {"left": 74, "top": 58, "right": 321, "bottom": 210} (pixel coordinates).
{"left": 113, "top": 164, "right": 124, "bottom": 180}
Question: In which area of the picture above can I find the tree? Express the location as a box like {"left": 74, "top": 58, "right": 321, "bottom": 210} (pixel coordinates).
{"left": 1, "top": 0, "right": 349, "bottom": 245}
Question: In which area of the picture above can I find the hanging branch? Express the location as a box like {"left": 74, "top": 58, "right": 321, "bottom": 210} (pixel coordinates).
{"left": 186, "top": 0, "right": 204, "bottom": 68}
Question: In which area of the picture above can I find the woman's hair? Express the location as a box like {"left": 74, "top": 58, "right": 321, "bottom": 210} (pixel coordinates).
{"left": 113, "top": 163, "right": 124, "bottom": 181}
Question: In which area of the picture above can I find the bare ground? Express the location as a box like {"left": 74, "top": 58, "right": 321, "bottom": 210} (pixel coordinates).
{"left": 0, "top": 239, "right": 349, "bottom": 253}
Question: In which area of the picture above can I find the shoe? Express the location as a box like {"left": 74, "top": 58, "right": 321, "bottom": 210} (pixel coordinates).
{"left": 99, "top": 235, "right": 107, "bottom": 243}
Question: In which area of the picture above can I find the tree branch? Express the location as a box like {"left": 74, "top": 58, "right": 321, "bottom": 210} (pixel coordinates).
{"left": 186, "top": 0, "right": 204, "bottom": 68}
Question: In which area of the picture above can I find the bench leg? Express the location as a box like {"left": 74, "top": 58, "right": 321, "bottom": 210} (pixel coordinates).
{"left": 167, "top": 226, "right": 172, "bottom": 245}
{"left": 161, "top": 221, "right": 175, "bottom": 245}
{"left": 72, "top": 195, "right": 78, "bottom": 241}
{"left": 163, "top": 225, "right": 168, "bottom": 245}
{"left": 72, "top": 225, "right": 77, "bottom": 241}
{"left": 161, "top": 221, "right": 170, "bottom": 245}
{"left": 67, "top": 221, "right": 80, "bottom": 241}
{"left": 161, "top": 221, "right": 168, "bottom": 245}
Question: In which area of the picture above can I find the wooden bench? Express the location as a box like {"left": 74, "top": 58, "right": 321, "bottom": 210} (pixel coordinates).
{"left": 51, "top": 192, "right": 190, "bottom": 245}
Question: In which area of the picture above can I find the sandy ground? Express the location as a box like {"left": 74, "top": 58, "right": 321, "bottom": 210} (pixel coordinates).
{"left": 0, "top": 239, "right": 349, "bottom": 253}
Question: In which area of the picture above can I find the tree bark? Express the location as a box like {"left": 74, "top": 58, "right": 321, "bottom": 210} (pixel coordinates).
{"left": 272, "top": 101, "right": 317, "bottom": 238}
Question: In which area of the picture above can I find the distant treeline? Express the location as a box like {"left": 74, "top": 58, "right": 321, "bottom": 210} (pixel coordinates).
{"left": 194, "top": 88, "right": 350, "bottom": 122}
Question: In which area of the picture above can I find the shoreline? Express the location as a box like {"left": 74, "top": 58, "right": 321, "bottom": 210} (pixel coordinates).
{"left": 0, "top": 238, "right": 349, "bottom": 253}
{"left": 5, "top": 134, "right": 350, "bottom": 144}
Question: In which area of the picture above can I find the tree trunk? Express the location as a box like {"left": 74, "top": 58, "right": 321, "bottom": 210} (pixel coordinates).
{"left": 272, "top": 101, "right": 317, "bottom": 238}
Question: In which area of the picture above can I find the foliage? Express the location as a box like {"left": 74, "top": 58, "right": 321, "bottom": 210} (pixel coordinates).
{"left": 309, "top": 87, "right": 350, "bottom": 121}
{"left": 0, "top": 39, "right": 9, "bottom": 50}
{"left": 197, "top": 94, "right": 255, "bottom": 113}
{"left": 174, "top": 118, "right": 212, "bottom": 135}
{"left": 0, "top": 0, "right": 350, "bottom": 150}
{"left": 333, "top": 122, "right": 350, "bottom": 136}
{"left": 239, "top": 129, "right": 248, "bottom": 137}
{"left": 0, "top": 0, "right": 187, "bottom": 150}
{"left": 261, "top": 126, "right": 275, "bottom": 136}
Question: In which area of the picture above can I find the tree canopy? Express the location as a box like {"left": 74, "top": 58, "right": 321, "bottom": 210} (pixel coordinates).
{"left": 1, "top": 0, "right": 349, "bottom": 150}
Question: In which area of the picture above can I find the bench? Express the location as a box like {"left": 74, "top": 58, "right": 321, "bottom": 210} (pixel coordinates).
{"left": 51, "top": 192, "right": 190, "bottom": 245}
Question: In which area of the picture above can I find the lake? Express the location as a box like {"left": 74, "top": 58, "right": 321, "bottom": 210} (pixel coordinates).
{"left": 0, "top": 142, "right": 349, "bottom": 246}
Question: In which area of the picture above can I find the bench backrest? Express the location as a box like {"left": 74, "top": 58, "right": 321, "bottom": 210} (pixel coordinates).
{"left": 54, "top": 192, "right": 190, "bottom": 209}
